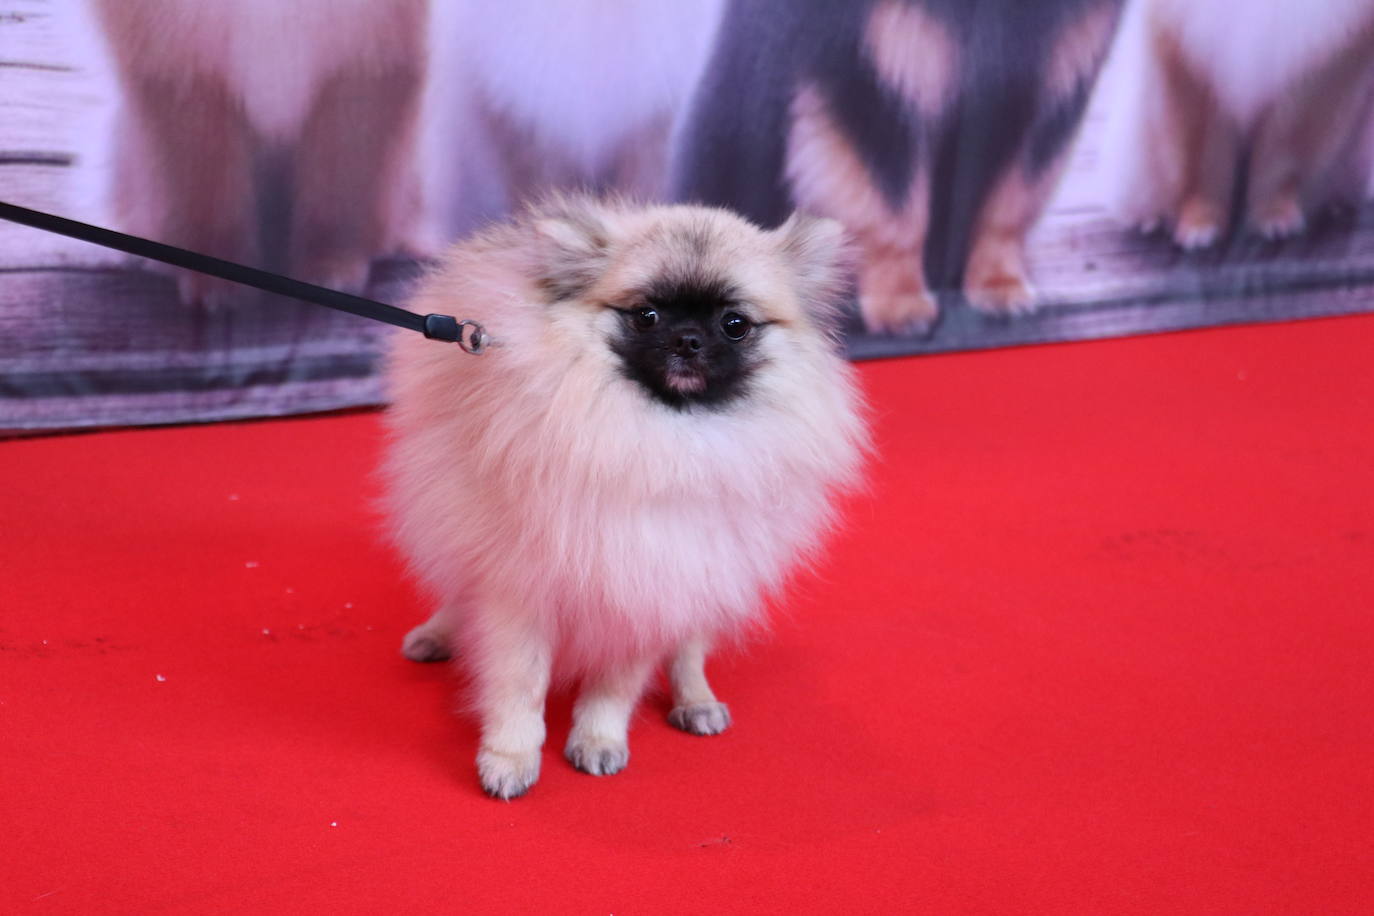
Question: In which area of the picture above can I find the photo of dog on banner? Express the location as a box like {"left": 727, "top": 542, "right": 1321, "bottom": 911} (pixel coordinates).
{"left": 5, "top": 2, "right": 1372, "bottom": 366}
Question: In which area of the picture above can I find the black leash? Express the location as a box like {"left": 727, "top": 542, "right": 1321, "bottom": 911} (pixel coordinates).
{"left": 0, "top": 200, "right": 489, "bottom": 354}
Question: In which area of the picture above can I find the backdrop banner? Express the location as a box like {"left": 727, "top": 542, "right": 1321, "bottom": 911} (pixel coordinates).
{"left": 3, "top": 0, "right": 1373, "bottom": 431}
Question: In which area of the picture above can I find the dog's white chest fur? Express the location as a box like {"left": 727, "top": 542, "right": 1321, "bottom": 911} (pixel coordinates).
{"left": 439, "top": 0, "right": 725, "bottom": 175}
{"left": 386, "top": 351, "right": 850, "bottom": 669}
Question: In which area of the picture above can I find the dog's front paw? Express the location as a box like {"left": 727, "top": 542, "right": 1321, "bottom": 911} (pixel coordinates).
{"left": 565, "top": 737, "right": 630, "bottom": 776}
{"left": 859, "top": 290, "right": 939, "bottom": 336}
{"left": 177, "top": 270, "right": 248, "bottom": 310}
{"left": 964, "top": 246, "right": 1037, "bottom": 316}
{"left": 669, "top": 701, "right": 732, "bottom": 736}
{"left": 1173, "top": 197, "right": 1224, "bottom": 250}
{"left": 476, "top": 747, "right": 540, "bottom": 800}
{"left": 295, "top": 252, "right": 373, "bottom": 297}
{"left": 1252, "top": 194, "right": 1306, "bottom": 241}
{"left": 964, "top": 270, "right": 1037, "bottom": 316}
{"left": 401, "top": 623, "right": 451, "bottom": 663}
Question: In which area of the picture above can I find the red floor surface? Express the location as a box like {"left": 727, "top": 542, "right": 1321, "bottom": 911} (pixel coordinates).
{"left": 3, "top": 316, "right": 1373, "bottom": 914}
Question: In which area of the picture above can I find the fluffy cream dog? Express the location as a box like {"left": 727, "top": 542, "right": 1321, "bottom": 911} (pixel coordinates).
{"left": 383, "top": 196, "right": 867, "bottom": 798}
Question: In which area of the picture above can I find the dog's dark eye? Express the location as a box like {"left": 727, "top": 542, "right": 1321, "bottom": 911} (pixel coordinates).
{"left": 720, "top": 312, "right": 751, "bottom": 341}
{"left": 632, "top": 307, "right": 659, "bottom": 331}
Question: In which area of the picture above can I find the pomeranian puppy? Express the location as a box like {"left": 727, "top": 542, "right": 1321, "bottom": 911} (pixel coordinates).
{"left": 89, "top": 0, "right": 428, "bottom": 305}
{"left": 383, "top": 196, "right": 867, "bottom": 799}
{"left": 422, "top": 0, "right": 725, "bottom": 238}
{"left": 673, "top": 0, "right": 1124, "bottom": 333}
{"left": 1117, "top": 0, "right": 1374, "bottom": 247}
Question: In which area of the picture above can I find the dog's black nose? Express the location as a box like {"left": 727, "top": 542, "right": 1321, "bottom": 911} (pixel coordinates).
{"left": 673, "top": 333, "right": 703, "bottom": 357}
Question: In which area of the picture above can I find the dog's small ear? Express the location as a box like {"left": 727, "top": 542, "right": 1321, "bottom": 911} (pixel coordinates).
{"left": 530, "top": 196, "right": 616, "bottom": 302}
{"left": 773, "top": 212, "right": 854, "bottom": 326}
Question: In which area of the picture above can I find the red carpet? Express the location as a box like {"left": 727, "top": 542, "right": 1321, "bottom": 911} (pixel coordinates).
{"left": 3, "top": 316, "right": 1373, "bottom": 914}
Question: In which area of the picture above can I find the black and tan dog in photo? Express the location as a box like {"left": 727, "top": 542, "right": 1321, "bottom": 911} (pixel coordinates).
{"left": 672, "top": 0, "right": 1125, "bottom": 334}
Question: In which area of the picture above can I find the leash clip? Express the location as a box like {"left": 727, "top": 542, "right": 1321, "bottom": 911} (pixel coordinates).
{"left": 423, "top": 314, "right": 491, "bottom": 354}
{"left": 457, "top": 320, "right": 490, "bottom": 355}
